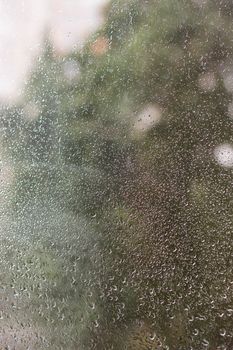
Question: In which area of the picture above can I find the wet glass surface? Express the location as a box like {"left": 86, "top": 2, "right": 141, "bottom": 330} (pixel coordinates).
{"left": 0, "top": 0, "right": 232, "bottom": 349}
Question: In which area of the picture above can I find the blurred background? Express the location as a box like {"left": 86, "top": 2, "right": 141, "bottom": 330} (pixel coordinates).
{"left": 0, "top": 0, "right": 108, "bottom": 101}
{"left": 0, "top": 0, "right": 232, "bottom": 349}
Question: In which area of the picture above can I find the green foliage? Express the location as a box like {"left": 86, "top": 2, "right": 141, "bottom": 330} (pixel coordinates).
{"left": 1, "top": 0, "right": 233, "bottom": 348}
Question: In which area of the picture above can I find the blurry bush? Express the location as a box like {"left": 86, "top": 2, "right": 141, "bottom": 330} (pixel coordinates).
{"left": 0, "top": 0, "right": 233, "bottom": 348}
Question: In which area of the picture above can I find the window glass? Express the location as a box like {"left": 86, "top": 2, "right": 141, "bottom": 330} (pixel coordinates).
{"left": 0, "top": 0, "right": 232, "bottom": 349}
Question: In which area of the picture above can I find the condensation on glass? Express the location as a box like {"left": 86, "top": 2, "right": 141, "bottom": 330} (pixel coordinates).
{"left": 0, "top": 0, "right": 232, "bottom": 349}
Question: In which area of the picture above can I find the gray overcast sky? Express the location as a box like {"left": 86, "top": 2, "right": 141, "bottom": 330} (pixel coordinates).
{"left": 0, "top": 0, "right": 108, "bottom": 102}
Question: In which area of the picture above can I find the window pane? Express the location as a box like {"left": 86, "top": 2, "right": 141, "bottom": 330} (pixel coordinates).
{"left": 0, "top": 0, "right": 232, "bottom": 349}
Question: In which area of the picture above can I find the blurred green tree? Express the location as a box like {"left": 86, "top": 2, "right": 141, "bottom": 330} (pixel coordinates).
{"left": 1, "top": 0, "right": 233, "bottom": 348}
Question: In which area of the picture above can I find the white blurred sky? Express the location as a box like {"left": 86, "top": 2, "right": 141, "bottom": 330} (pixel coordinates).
{"left": 0, "top": 0, "right": 108, "bottom": 102}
